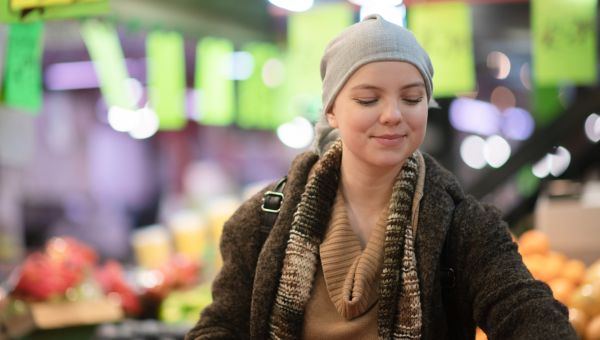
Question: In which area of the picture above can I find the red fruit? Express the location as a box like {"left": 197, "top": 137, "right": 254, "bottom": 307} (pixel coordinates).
{"left": 169, "top": 255, "right": 200, "bottom": 288}
{"left": 13, "top": 252, "right": 81, "bottom": 300}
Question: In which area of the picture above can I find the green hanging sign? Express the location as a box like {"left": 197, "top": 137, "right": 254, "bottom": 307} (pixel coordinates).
{"left": 196, "top": 37, "right": 235, "bottom": 126}
{"left": 0, "top": 0, "right": 109, "bottom": 23}
{"left": 147, "top": 31, "right": 187, "bottom": 130}
{"left": 3, "top": 21, "right": 43, "bottom": 113}
{"left": 532, "top": 0, "right": 597, "bottom": 85}
{"left": 81, "top": 20, "right": 132, "bottom": 110}
{"left": 408, "top": 2, "right": 476, "bottom": 97}
{"left": 285, "top": 3, "right": 353, "bottom": 122}
{"left": 238, "top": 42, "right": 282, "bottom": 129}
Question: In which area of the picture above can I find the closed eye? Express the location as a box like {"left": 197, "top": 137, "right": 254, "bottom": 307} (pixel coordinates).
{"left": 354, "top": 98, "right": 378, "bottom": 106}
{"left": 404, "top": 97, "right": 423, "bottom": 105}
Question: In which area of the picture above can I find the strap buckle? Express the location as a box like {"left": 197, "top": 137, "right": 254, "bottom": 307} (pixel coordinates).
{"left": 261, "top": 191, "right": 284, "bottom": 213}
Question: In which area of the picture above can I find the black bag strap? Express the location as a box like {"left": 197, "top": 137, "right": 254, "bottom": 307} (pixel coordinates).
{"left": 441, "top": 229, "right": 461, "bottom": 339}
{"left": 259, "top": 176, "right": 287, "bottom": 243}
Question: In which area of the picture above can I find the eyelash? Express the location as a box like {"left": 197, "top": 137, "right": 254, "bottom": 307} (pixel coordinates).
{"left": 353, "top": 97, "right": 424, "bottom": 106}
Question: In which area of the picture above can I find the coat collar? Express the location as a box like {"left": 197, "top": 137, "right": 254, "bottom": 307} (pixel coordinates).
{"left": 250, "top": 151, "right": 458, "bottom": 339}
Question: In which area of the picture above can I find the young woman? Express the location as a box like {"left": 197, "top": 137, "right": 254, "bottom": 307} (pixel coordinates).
{"left": 186, "top": 14, "right": 576, "bottom": 340}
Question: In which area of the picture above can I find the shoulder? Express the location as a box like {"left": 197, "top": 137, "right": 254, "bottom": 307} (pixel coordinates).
{"left": 421, "top": 152, "right": 466, "bottom": 206}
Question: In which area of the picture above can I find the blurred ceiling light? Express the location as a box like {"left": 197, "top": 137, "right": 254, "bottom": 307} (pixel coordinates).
{"left": 129, "top": 106, "right": 159, "bottom": 139}
{"left": 584, "top": 113, "right": 600, "bottom": 142}
{"left": 107, "top": 106, "right": 141, "bottom": 132}
{"left": 350, "top": 0, "right": 403, "bottom": 6}
{"left": 532, "top": 146, "right": 571, "bottom": 178}
{"left": 230, "top": 51, "right": 254, "bottom": 80}
{"left": 449, "top": 97, "right": 501, "bottom": 136}
{"left": 360, "top": 3, "right": 406, "bottom": 26}
{"left": 45, "top": 61, "right": 99, "bottom": 90}
{"left": 262, "top": 58, "right": 285, "bottom": 87}
{"left": 483, "top": 135, "right": 511, "bottom": 168}
{"left": 501, "top": 107, "right": 535, "bottom": 141}
{"left": 490, "top": 86, "right": 516, "bottom": 111}
{"left": 277, "top": 117, "right": 314, "bottom": 149}
{"left": 486, "top": 51, "right": 511, "bottom": 79}
{"left": 519, "top": 63, "right": 532, "bottom": 90}
{"left": 268, "top": 0, "right": 313, "bottom": 12}
{"left": 460, "top": 135, "right": 487, "bottom": 169}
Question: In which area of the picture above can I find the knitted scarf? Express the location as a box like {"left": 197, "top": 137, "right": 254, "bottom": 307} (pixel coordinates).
{"left": 268, "top": 140, "right": 422, "bottom": 340}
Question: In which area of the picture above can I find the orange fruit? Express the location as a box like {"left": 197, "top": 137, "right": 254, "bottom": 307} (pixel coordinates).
{"left": 548, "top": 277, "right": 576, "bottom": 305}
{"left": 586, "top": 315, "right": 600, "bottom": 340}
{"left": 584, "top": 261, "right": 600, "bottom": 285}
{"left": 569, "top": 307, "right": 588, "bottom": 339}
{"left": 542, "top": 252, "right": 566, "bottom": 282}
{"left": 561, "top": 259, "right": 586, "bottom": 285}
{"left": 475, "top": 327, "right": 487, "bottom": 340}
{"left": 518, "top": 230, "right": 550, "bottom": 256}
{"left": 522, "top": 254, "right": 546, "bottom": 281}
{"left": 569, "top": 284, "right": 600, "bottom": 317}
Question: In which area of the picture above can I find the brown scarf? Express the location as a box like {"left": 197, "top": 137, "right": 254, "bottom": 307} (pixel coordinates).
{"left": 268, "top": 140, "right": 422, "bottom": 339}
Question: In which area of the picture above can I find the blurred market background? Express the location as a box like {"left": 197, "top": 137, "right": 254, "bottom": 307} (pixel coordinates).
{"left": 1, "top": 0, "right": 600, "bottom": 339}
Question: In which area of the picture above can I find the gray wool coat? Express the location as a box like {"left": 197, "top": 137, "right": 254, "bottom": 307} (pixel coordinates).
{"left": 186, "top": 151, "right": 576, "bottom": 340}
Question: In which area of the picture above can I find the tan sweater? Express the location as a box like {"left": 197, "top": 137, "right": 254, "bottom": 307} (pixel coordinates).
{"left": 302, "top": 152, "right": 426, "bottom": 340}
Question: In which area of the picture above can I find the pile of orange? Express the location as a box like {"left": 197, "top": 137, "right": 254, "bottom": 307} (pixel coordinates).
{"left": 517, "top": 229, "right": 600, "bottom": 339}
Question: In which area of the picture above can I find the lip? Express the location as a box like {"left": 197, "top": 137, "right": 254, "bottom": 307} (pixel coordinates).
{"left": 371, "top": 134, "right": 406, "bottom": 147}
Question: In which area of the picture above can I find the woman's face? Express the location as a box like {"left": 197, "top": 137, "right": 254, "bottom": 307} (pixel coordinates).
{"left": 327, "top": 61, "right": 428, "bottom": 171}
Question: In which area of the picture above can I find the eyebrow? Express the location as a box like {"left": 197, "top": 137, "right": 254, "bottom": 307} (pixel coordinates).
{"left": 351, "top": 82, "right": 426, "bottom": 91}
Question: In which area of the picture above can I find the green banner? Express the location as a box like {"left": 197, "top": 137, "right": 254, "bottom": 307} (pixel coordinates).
{"left": 147, "top": 31, "right": 187, "bottom": 130}
{"left": 81, "top": 20, "right": 132, "bottom": 110}
{"left": 285, "top": 3, "right": 353, "bottom": 121}
{"left": 3, "top": 22, "right": 43, "bottom": 113}
{"left": 532, "top": 0, "right": 597, "bottom": 85}
{"left": 408, "top": 2, "right": 475, "bottom": 97}
{"left": 0, "top": 0, "right": 109, "bottom": 23}
{"left": 196, "top": 37, "right": 235, "bottom": 126}
{"left": 238, "top": 43, "right": 281, "bottom": 129}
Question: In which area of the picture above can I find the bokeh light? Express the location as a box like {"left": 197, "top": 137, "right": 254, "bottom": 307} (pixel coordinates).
{"left": 584, "top": 113, "right": 600, "bottom": 143}
{"left": 483, "top": 135, "right": 511, "bottom": 168}
{"left": 277, "top": 117, "right": 314, "bottom": 149}
{"left": 460, "top": 135, "right": 487, "bottom": 169}
{"left": 501, "top": 107, "right": 535, "bottom": 141}
{"left": 486, "top": 51, "right": 511, "bottom": 79}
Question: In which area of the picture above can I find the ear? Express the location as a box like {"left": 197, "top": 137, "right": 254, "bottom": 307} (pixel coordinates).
{"left": 326, "top": 111, "right": 338, "bottom": 128}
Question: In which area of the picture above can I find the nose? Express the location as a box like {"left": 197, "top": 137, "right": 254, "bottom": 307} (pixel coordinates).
{"left": 380, "top": 100, "right": 403, "bottom": 125}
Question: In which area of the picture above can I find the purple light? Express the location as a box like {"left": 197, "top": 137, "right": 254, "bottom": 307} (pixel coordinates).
{"left": 501, "top": 107, "right": 535, "bottom": 140}
{"left": 449, "top": 98, "right": 501, "bottom": 136}
{"left": 45, "top": 61, "right": 99, "bottom": 90}
{"left": 45, "top": 59, "right": 147, "bottom": 91}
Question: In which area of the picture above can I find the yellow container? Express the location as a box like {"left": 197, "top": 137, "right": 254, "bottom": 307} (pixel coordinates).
{"left": 131, "top": 225, "right": 171, "bottom": 269}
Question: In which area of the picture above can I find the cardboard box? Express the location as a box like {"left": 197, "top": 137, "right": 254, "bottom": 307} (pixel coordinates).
{"left": 1, "top": 298, "right": 123, "bottom": 338}
{"left": 535, "top": 181, "right": 600, "bottom": 265}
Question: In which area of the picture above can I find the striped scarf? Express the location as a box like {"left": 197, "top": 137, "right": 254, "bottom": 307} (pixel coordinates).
{"left": 268, "top": 140, "right": 422, "bottom": 339}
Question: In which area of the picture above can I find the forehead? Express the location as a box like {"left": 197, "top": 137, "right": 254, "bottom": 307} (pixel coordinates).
{"left": 345, "top": 61, "right": 424, "bottom": 88}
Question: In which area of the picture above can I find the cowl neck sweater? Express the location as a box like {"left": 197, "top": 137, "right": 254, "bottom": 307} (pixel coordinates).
{"left": 268, "top": 140, "right": 423, "bottom": 339}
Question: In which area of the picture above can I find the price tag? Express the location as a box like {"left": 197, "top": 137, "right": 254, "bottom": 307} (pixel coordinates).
{"left": 195, "top": 37, "right": 234, "bottom": 126}
{"left": 0, "top": 0, "right": 108, "bottom": 23}
{"left": 3, "top": 22, "right": 43, "bottom": 113}
{"left": 408, "top": 2, "right": 476, "bottom": 97}
{"left": 532, "top": 0, "right": 597, "bottom": 85}
{"left": 81, "top": 20, "right": 132, "bottom": 110}
{"left": 238, "top": 43, "right": 281, "bottom": 129}
{"left": 147, "top": 31, "right": 186, "bottom": 130}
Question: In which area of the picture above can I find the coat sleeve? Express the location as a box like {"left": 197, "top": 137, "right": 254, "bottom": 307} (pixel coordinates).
{"left": 451, "top": 195, "right": 577, "bottom": 340}
{"left": 185, "top": 189, "right": 266, "bottom": 340}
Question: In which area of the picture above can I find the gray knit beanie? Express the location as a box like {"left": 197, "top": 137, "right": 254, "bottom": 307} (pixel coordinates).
{"left": 313, "top": 14, "right": 434, "bottom": 155}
